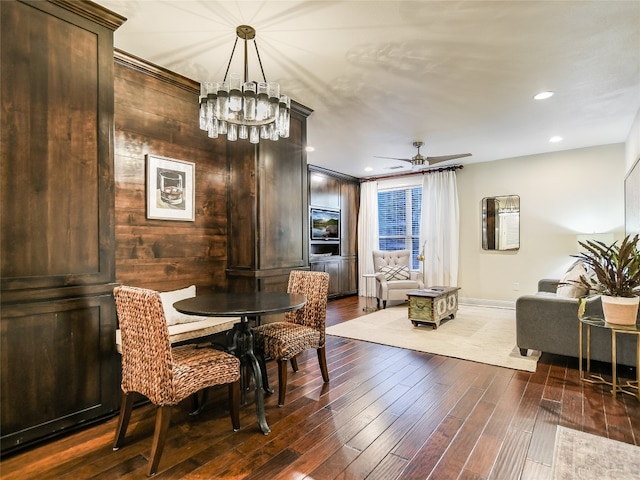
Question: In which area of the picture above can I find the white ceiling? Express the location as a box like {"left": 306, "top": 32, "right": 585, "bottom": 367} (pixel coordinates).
{"left": 95, "top": 0, "right": 640, "bottom": 179}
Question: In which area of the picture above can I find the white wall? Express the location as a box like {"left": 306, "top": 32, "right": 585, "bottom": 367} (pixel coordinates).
{"left": 457, "top": 143, "right": 626, "bottom": 306}
{"left": 626, "top": 108, "right": 640, "bottom": 173}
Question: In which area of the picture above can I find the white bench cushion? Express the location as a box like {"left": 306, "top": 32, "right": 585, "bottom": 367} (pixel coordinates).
{"left": 115, "top": 316, "right": 238, "bottom": 353}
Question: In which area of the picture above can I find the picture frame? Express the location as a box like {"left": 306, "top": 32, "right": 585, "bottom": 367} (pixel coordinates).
{"left": 146, "top": 154, "right": 195, "bottom": 221}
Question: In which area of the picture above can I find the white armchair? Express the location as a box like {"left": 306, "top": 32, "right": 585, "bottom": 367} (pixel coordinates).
{"left": 372, "top": 249, "right": 424, "bottom": 309}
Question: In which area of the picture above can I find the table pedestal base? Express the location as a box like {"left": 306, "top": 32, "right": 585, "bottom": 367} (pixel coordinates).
{"left": 227, "top": 317, "right": 270, "bottom": 435}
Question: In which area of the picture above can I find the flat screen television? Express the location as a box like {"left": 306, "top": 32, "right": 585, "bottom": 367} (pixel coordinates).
{"left": 310, "top": 208, "right": 340, "bottom": 240}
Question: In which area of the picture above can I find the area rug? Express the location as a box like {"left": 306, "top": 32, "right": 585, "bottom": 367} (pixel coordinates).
{"left": 326, "top": 303, "right": 540, "bottom": 372}
{"left": 551, "top": 426, "right": 640, "bottom": 479}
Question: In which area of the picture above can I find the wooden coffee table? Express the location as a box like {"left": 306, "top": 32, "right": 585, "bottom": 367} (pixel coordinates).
{"left": 407, "top": 287, "right": 460, "bottom": 329}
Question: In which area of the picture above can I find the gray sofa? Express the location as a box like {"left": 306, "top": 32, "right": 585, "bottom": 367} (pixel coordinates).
{"left": 516, "top": 279, "right": 639, "bottom": 367}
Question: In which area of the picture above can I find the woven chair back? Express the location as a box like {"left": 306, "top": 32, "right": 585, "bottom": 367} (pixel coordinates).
{"left": 114, "top": 286, "right": 176, "bottom": 405}
{"left": 284, "top": 270, "right": 330, "bottom": 344}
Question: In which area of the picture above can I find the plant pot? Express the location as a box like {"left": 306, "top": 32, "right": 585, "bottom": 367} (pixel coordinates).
{"left": 601, "top": 295, "right": 640, "bottom": 325}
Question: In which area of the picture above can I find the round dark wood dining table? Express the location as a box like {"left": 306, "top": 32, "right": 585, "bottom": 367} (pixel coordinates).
{"left": 173, "top": 292, "right": 307, "bottom": 434}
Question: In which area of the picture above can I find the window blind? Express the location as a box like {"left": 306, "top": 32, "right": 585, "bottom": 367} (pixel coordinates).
{"left": 378, "top": 187, "right": 422, "bottom": 269}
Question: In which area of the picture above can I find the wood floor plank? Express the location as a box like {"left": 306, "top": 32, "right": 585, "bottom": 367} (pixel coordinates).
{"left": 398, "top": 414, "right": 464, "bottom": 479}
{"left": 488, "top": 427, "right": 531, "bottom": 480}
{"left": 365, "top": 453, "right": 409, "bottom": 480}
{"left": 462, "top": 432, "right": 502, "bottom": 479}
{"left": 527, "top": 398, "right": 561, "bottom": 466}
{"left": 428, "top": 399, "right": 496, "bottom": 479}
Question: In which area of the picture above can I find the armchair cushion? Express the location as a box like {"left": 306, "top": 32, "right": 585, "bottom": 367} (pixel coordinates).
{"left": 379, "top": 265, "right": 411, "bottom": 280}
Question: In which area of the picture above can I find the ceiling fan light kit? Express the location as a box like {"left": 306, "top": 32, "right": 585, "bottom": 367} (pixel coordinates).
{"left": 198, "top": 25, "right": 291, "bottom": 144}
{"left": 376, "top": 141, "right": 472, "bottom": 170}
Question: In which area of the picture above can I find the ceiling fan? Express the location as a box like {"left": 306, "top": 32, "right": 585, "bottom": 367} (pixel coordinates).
{"left": 376, "top": 141, "right": 472, "bottom": 169}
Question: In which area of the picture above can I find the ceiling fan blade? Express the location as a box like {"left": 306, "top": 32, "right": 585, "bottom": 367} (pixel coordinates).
{"left": 374, "top": 156, "right": 413, "bottom": 163}
{"left": 426, "top": 153, "right": 472, "bottom": 164}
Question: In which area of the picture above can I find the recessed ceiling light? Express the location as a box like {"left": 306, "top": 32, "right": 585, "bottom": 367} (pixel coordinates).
{"left": 534, "top": 91, "right": 554, "bottom": 100}
{"left": 364, "top": 166, "right": 373, "bottom": 172}
{"left": 305, "top": 146, "right": 315, "bottom": 152}
{"left": 549, "top": 136, "right": 563, "bottom": 143}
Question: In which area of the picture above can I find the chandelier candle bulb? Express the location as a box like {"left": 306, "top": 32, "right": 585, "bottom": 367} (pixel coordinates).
{"left": 243, "top": 82, "right": 256, "bottom": 120}
{"left": 227, "top": 123, "right": 238, "bottom": 141}
{"left": 228, "top": 73, "right": 243, "bottom": 113}
{"left": 278, "top": 95, "right": 290, "bottom": 138}
{"left": 207, "top": 119, "right": 218, "bottom": 138}
{"left": 250, "top": 125, "right": 260, "bottom": 144}
{"left": 215, "top": 82, "right": 228, "bottom": 119}
{"left": 218, "top": 119, "right": 227, "bottom": 135}
{"left": 256, "top": 82, "right": 269, "bottom": 121}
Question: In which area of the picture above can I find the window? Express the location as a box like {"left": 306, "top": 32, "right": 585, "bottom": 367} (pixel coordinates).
{"left": 378, "top": 187, "right": 422, "bottom": 269}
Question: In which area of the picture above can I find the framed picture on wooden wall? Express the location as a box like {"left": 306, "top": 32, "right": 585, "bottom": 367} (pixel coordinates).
{"left": 146, "top": 154, "right": 195, "bottom": 221}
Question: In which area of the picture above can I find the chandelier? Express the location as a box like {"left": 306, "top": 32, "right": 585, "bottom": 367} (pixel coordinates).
{"left": 198, "top": 25, "right": 290, "bottom": 144}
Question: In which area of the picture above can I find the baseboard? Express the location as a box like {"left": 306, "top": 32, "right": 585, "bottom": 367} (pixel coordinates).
{"left": 459, "top": 297, "right": 515, "bottom": 310}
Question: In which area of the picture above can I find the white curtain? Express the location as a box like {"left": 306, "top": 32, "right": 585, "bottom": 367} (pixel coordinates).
{"left": 419, "top": 171, "right": 459, "bottom": 286}
{"left": 357, "top": 181, "right": 379, "bottom": 296}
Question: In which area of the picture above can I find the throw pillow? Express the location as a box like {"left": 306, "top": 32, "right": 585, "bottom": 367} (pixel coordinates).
{"left": 159, "top": 285, "right": 198, "bottom": 325}
{"left": 556, "top": 262, "right": 588, "bottom": 298}
{"left": 380, "top": 265, "right": 411, "bottom": 281}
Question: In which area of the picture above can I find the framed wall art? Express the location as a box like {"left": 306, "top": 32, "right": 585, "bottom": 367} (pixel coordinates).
{"left": 146, "top": 154, "right": 195, "bottom": 221}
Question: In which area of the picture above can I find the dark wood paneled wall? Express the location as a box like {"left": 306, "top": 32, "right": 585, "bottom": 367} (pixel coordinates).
{"left": 227, "top": 104, "right": 312, "bottom": 293}
{"left": 113, "top": 52, "right": 230, "bottom": 293}
{"left": 0, "top": 0, "right": 125, "bottom": 453}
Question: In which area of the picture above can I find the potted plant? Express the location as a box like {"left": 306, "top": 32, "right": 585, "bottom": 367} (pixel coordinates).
{"left": 572, "top": 233, "right": 640, "bottom": 324}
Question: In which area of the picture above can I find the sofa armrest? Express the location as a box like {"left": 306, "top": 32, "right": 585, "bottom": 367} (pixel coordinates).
{"left": 538, "top": 278, "right": 560, "bottom": 293}
{"left": 515, "top": 293, "right": 602, "bottom": 357}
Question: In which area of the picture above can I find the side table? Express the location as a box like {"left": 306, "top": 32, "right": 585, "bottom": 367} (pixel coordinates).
{"left": 579, "top": 316, "right": 640, "bottom": 400}
{"left": 362, "top": 273, "right": 378, "bottom": 313}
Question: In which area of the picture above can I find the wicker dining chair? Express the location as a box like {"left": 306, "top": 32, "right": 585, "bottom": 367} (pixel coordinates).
{"left": 112, "top": 286, "right": 241, "bottom": 476}
{"left": 252, "top": 270, "right": 330, "bottom": 406}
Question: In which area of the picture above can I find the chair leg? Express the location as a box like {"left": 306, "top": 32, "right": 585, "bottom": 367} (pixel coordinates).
{"left": 113, "top": 392, "right": 134, "bottom": 450}
{"left": 228, "top": 380, "right": 240, "bottom": 431}
{"left": 277, "top": 359, "right": 288, "bottom": 406}
{"left": 317, "top": 346, "right": 330, "bottom": 383}
{"left": 290, "top": 356, "right": 299, "bottom": 372}
{"left": 382, "top": 300, "right": 387, "bottom": 309}
{"left": 189, "top": 389, "right": 208, "bottom": 415}
{"left": 147, "top": 405, "right": 172, "bottom": 476}
{"left": 376, "top": 297, "right": 380, "bottom": 308}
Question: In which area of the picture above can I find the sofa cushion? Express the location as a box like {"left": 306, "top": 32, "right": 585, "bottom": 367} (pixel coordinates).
{"left": 556, "top": 262, "right": 588, "bottom": 298}
{"left": 379, "top": 265, "right": 411, "bottom": 281}
{"left": 159, "top": 285, "right": 209, "bottom": 325}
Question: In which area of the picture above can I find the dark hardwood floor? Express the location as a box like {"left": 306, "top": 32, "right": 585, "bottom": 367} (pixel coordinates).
{"left": 2, "top": 295, "right": 639, "bottom": 479}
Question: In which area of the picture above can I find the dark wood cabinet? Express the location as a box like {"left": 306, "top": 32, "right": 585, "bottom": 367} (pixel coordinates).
{"left": 0, "top": 0, "right": 124, "bottom": 453}
{"left": 227, "top": 102, "right": 313, "bottom": 293}
{"left": 309, "top": 167, "right": 359, "bottom": 297}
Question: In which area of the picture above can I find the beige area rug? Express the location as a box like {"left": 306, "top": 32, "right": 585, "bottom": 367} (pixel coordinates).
{"left": 326, "top": 304, "right": 540, "bottom": 372}
{"left": 552, "top": 426, "right": 640, "bottom": 479}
